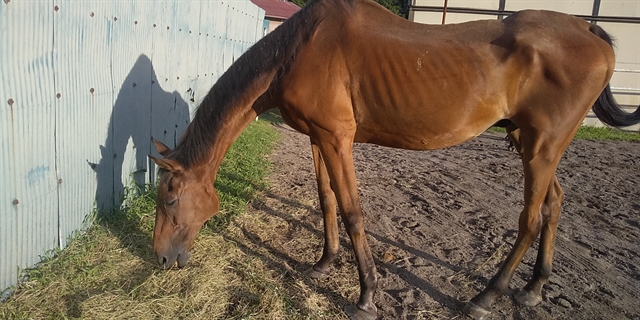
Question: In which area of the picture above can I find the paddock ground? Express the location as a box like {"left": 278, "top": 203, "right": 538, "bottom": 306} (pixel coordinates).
{"left": 230, "top": 123, "right": 639, "bottom": 319}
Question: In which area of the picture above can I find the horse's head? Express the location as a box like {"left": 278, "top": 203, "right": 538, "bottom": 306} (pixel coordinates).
{"left": 149, "top": 139, "right": 219, "bottom": 269}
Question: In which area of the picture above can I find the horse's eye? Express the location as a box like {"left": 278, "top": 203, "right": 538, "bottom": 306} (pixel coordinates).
{"left": 165, "top": 197, "right": 177, "bottom": 207}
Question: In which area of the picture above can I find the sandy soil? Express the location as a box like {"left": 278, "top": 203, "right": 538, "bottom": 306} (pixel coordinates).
{"left": 237, "top": 123, "right": 639, "bottom": 320}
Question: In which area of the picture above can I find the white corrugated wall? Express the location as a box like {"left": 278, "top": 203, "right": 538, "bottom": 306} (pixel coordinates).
{"left": 0, "top": 0, "right": 264, "bottom": 295}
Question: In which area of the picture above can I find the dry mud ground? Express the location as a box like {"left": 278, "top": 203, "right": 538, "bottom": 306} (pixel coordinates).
{"left": 232, "top": 124, "right": 639, "bottom": 320}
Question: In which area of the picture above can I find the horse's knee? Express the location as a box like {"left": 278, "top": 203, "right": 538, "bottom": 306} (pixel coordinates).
{"left": 320, "top": 193, "right": 337, "bottom": 211}
{"left": 341, "top": 211, "right": 364, "bottom": 233}
{"left": 518, "top": 211, "right": 543, "bottom": 241}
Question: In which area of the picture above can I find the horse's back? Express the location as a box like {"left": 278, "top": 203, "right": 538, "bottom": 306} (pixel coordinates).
{"left": 279, "top": 1, "right": 614, "bottom": 149}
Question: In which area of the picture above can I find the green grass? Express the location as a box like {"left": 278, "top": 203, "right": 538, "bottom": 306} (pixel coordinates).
{"left": 209, "top": 119, "right": 279, "bottom": 232}
{"left": 573, "top": 126, "right": 640, "bottom": 142}
{"left": 487, "top": 125, "right": 640, "bottom": 142}
{"left": 486, "top": 126, "right": 507, "bottom": 134}
{"left": 0, "top": 119, "right": 281, "bottom": 319}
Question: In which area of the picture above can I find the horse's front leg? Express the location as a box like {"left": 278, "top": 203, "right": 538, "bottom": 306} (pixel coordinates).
{"left": 314, "top": 134, "right": 378, "bottom": 320}
{"left": 305, "top": 138, "right": 340, "bottom": 278}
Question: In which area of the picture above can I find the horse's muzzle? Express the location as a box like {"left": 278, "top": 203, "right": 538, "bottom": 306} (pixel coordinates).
{"left": 156, "top": 249, "right": 191, "bottom": 269}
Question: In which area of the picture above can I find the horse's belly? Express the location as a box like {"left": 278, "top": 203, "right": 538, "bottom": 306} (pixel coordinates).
{"left": 354, "top": 126, "right": 471, "bottom": 150}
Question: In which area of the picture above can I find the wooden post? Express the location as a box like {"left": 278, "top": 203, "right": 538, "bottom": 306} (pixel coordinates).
{"left": 442, "top": 0, "right": 449, "bottom": 24}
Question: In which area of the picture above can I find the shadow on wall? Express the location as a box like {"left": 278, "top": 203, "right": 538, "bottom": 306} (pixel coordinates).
{"left": 91, "top": 54, "right": 190, "bottom": 213}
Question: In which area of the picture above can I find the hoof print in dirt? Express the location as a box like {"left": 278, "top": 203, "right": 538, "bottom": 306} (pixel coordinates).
{"left": 400, "top": 219, "right": 420, "bottom": 229}
{"left": 552, "top": 296, "right": 573, "bottom": 309}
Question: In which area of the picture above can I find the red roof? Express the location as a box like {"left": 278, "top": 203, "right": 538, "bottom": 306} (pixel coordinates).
{"left": 251, "top": 0, "right": 301, "bottom": 20}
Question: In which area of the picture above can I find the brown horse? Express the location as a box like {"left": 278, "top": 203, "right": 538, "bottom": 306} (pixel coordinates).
{"left": 148, "top": 0, "right": 640, "bottom": 319}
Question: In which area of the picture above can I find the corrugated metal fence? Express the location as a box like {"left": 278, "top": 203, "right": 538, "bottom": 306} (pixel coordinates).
{"left": 0, "top": 0, "right": 265, "bottom": 295}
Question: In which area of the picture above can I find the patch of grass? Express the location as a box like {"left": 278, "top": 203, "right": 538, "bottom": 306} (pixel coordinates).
{"left": 208, "top": 119, "right": 279, "bottom": 232}
{"left": 487, "top": 125, "right": 639, "bottom": 142}
{"left": 573, "top": 126, "right": 640, "bottom": 142}
{"left": 0, "top": 119, "right": 284, "bottom": 319}
{"left": 486, "top": 126, "right": 507, "bottom": 134}
{"left": 487, "top": 127, "right": 507, "bottom": 134}
{"left": 257, "top": 109, "right": 285, "bottom": 124}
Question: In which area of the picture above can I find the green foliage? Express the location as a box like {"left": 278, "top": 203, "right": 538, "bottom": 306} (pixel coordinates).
{"left": 290, "top": 0, "right": 307, "bottom": 8}
{"left": 373, "top": 0, "right": 403, "bottom": 15}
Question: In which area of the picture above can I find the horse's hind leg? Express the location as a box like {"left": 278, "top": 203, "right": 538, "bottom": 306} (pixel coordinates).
{"left": 306, "top": 139, "right": 340, "bottom": 278}
{"left": 505, "top": 123, "right": 565, "bottom": 306}
{"left": 515, "top": 175, "right": 563, "bottom": 306}
{"left": 465, "top": 128, "right": 571, "bottom": 319}
{"left": 507, "top": 120, "right": 564, "bottom": 304}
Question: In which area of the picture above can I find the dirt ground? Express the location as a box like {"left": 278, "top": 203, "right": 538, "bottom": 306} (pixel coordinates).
{"left": 234, "top": 123, "right": 639, "bottom": 320}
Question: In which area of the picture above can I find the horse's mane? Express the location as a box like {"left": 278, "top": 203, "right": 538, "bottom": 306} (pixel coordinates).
{"left": 170, "top": 0, "right": 348, "bottom": 169}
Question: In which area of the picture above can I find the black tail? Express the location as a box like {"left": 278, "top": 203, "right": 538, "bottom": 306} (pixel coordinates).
{"left": 593, "top": 85, "right": 640, "bottom": 127}
{"left": 589, "top": 25, "right": 640, "bottom": 128}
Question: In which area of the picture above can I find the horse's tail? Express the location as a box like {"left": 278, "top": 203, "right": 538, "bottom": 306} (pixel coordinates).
{"left": 590, "top": 25, "right": 640, "bottom": 128}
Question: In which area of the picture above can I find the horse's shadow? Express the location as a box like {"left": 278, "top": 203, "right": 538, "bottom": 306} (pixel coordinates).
{"left": 218, "top": 162, "right": 464, "bottom": 315}
{"left": 69, "top": 55, "right": 190, "bottom": 318}
{"left": 92, "top": 54, "right": 190, "bottom": 213}
{"left": 92, "top": 53, "right": 190, "bottom": 257}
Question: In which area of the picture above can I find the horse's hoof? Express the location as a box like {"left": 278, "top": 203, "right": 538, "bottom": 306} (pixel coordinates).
{"left": 463, "top": 301, "right": 490, "bottom": 320}
{"left": 345, "top": 304, "right": 377, "bottom": 320}
{"left": 514, "top": 289, "right": 542, "bottom": 307}
{"left": 304, "top": 267, "right": 329, "bottom": 279}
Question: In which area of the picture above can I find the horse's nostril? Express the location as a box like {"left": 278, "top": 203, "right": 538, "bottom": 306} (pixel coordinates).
{"left": 159, "top": 256, "right": 167, "bottom": 267}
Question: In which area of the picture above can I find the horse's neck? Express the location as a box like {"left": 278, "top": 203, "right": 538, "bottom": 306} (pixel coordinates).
{"left": 178, "top": 0, "right": 322, "bottom": 175}
{"left": 200, "top": 73, "right": 277, "bottom": 179}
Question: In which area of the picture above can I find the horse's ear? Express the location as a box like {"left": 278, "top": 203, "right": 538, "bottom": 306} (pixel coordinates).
{"left": 149, "top": 155, "right": 184, "bottom": 173}
{"left": 152, "top": 137, "right": 172, "bottom": 157}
